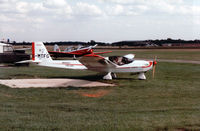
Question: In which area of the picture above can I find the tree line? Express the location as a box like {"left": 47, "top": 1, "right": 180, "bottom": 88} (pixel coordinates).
{"left": 10, "top": 38, "right": 200, "bottom": 46}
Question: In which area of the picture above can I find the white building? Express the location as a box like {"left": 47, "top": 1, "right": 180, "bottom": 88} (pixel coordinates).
{"left": 0, "top": 43, "right": 13, "bottom": 53}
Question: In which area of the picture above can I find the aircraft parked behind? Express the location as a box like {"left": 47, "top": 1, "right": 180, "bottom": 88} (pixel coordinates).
{"left": 49, "top": 44, "right": 111, "bottom": 59}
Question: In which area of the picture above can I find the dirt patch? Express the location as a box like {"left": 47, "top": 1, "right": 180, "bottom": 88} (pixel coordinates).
{"left": 0, "top": 79, "right": 114, "bottom": 88}
{"left": 80, "top": 89, "right": 112, "bottom": 98}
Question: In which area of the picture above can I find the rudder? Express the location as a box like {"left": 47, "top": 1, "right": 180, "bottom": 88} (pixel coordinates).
{"left": 32, "top": 42, "right": 52, "bottom": 62}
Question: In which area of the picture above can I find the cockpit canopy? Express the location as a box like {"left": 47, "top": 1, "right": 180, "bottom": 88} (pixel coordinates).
{"left": 108, "top": 55, "right": 134, "bottom": 66}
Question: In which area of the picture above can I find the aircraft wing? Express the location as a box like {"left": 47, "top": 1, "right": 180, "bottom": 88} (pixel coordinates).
{"left": 49, "top": 50, "right": 112, "bottom": 57}
{"left": 49, "top": 51, "right": 77, "bottom": 55}
{"left": 48, "top": 51, "right": 80, "bottom": 57}
{"left": 79, "top": 54, "right": 117, "bottom": 72}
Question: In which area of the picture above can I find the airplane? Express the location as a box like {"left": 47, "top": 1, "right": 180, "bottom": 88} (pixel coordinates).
{"left": 48, "top": 44, "right": 112, "bottom": 59}
{"left": 18, "top": 42, "right": 157, "bottom": 80}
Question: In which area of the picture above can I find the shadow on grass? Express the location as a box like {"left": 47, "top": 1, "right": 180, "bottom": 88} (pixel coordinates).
{"left": 115, "top": 77, "right": 138, "bottom": 81}
{"left": 46, "top": 74, "right": 139, "bottom": 83}
{"left": 49, "top": 86, "right": 111, "bottom": 90}
{"left": 47, "top": 74, "right": 104, "bottom": 81}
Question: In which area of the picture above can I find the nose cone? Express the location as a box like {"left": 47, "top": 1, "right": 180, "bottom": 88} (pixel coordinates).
{"left": 89, "top": 49, "right": 93, "bottom": 54}
{"left": 153, "top": 61, "right": 157, "bottom": 65}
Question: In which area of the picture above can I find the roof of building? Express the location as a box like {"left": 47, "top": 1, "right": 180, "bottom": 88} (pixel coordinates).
{"left": 0, "top": 42, "right": 10, "bottom": 46}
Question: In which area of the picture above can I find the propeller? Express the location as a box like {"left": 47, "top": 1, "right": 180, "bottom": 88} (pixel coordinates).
{"left": 87, "top": 44, "right": 98, "bottom": 52}
{"left": 152, "top": 56, "right": 157, "bottom": 78}
{"left": 87, "top": 46, "right": 92, "bottom": 52}
{"left": 92, "top": 44, "right": 98, "bottom": 48}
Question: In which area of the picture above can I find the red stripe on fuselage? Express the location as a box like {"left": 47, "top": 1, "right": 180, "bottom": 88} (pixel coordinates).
{"left": 32, "top": 42, "right": 35, "bottom": 61}
{"left": 142, "top": 61, "right": 153, "bottom": 68}
{"left": 118, "top": 61, "right": 153, "bottom": 69}
{"left": 54, "top": 63, "right": 84, "bottom": 66}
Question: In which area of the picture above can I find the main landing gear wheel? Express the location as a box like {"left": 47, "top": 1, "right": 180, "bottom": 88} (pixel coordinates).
{"left": 103, "top": 72, "right": 117, "bottom": 80}
{"left": 111, "top": 72, "right": 117, "bottom": 79}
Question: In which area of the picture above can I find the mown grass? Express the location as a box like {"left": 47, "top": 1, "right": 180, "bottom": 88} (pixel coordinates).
{"left": 0, "top": 61, "right": 200, "bottom": 130}
{"left": 98, "top": 49, "right": 200, "bottom": 61}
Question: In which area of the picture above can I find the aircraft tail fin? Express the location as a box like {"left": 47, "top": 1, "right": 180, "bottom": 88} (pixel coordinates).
{"left": 32, "top": 42, "right": 53, "bottom": 62}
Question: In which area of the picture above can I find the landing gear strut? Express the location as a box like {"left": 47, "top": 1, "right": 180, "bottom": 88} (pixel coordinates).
{"left": 73, "top": 55, "right": 76, "bottom": 60}
{"left": 103, "top": 72, "right": 117, "bottom": 80}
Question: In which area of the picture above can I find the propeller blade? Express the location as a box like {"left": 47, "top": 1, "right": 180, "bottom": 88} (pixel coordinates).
{"left": 87, "top": 47, "right": 92, "bottom": 52}
{"left": 152, "top": 56, "right": 157, "bottom": 78}
{"left": 152, "top": 64, "right": 156, "bottom": 78}
{"left": 92, "top": 44, "right": 98, "bottom": 48}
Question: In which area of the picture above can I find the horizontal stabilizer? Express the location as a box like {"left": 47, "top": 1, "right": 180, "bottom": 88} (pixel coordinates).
{"left": 15, "top": 60, "right": 41, "bottom": 64}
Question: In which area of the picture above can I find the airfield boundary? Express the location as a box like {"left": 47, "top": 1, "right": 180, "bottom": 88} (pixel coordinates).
{"left": 13, "top": 45, "right": 200, "bottom": 50}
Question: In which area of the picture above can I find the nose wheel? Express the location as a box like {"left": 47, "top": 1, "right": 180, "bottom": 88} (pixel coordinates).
{"left": 138, "top": 73, "right": 146, "bottom": 80}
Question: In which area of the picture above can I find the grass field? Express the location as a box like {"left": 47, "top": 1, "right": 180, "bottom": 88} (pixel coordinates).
{"left": 98, "top": 49, "right": 200, "bottom": 61}
{"left": 20, "top": 45, "right": 200, "bottom": 61}
{"left": 0, "top": 49, "right": 200, "bottom": 130}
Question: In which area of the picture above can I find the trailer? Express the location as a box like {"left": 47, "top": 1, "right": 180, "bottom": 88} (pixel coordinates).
{"left": 0, "top": 42, "right": 30, "bottom": 66}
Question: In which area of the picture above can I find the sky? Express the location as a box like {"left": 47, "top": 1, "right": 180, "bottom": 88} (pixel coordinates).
{"left": 0, "top": 0, "right": 200, "bottom": 42}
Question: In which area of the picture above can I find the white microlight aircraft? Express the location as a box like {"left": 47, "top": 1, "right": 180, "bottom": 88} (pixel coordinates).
{"left": 19, "top": 42, "right": 157, "bottom": 80}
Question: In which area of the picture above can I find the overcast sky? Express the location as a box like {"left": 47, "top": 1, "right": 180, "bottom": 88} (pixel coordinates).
{"left": 0, "top": 0, "right": 200, "bottom": 42}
